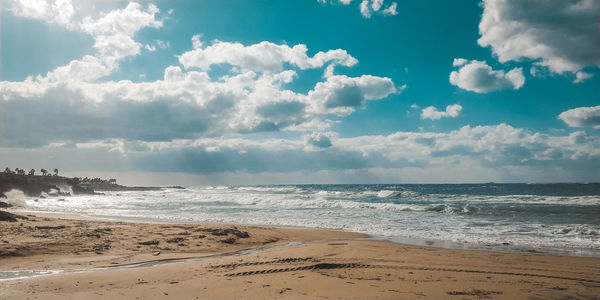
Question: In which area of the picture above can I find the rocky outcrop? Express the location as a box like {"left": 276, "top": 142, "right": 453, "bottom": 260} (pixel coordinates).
{"left": 0, "top": 210, "right": 28, "bottom": 222}
{"left": 0, "top": 173, "right": 93, "bottom": 197}
{"left": 0, "top": 173, "right": 174, "bottom": 198}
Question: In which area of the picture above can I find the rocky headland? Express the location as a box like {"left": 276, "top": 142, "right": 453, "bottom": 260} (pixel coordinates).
{"left": 0, "top": 173, "right": 178, "bottom": 207}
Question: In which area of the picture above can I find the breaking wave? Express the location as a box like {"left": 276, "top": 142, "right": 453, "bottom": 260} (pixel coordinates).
{"left": 13, "top": 183, "right": 600, "bottom": 256}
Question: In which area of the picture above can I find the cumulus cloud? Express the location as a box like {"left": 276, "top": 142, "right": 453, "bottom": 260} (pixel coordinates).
{"left": 8, "top": 0, "right": 75, "bottom": 26}
{"left": 191, "top": 35, "right": 203, "bottom": 49}
{"left": 8, "top": 1, "right": 162, "bottom": 82}
{"left": 421, "top": 104, "right": 462, "bottom": 120}
{"left": 308, "top": 74, "right": 398, "bottom": 115}
{"left": 1, "top": 38, "right": 397, "bottom": 147}
{"left": 179, "top": 40, "right": 358, "bottom": 73}
{"left": 304, "top": 132, "right": 335, "bottom": 149}
{"left": 452, "top": 58, "right": 468, "bottom": 67}
{"left": 478, "top": 0, "right": 600, "bottom": 77}
{"left": 558, "top": 106, "right": 600, "bottom": 129}
{"left": 371, "top": 0, "right": 383, "bottom": 11}
{"left": 574, "top": 71, "right": 593, "bottom": 83}
{"left": 449, "top": 59, "right": 525, "bottom": 93}
{"left": 382, "top": 2, "right": 397, "bottom": 15}
{"left": 79, "top": 2, "right": 162, "bottom": 67}
{"left": 0, "top": 67, "right": 397, "bottom": 146}
{"left": 358, "top": 0, "right": 397, "bottom": 18}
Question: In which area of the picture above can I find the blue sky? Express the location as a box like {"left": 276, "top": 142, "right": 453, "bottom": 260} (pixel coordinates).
{"left": 1, "top": 0, "right": 599, "bottom": 185}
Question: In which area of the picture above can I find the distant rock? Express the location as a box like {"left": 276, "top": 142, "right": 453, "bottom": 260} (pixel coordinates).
{"left": 0, "top": 210, "right": 28, "bottom": 222}
{"left": 0, "top": 173, "right": 171, "bottom": 198}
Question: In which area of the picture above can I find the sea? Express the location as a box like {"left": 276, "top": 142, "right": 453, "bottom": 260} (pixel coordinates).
{"left": 6, "top": 183, "right": 600, "bottom": 257}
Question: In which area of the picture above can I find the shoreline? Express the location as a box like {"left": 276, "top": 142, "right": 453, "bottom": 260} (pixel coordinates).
{"left": 1, "top": 212, "right": 600, "bottom": 299}
{"left": 9, "top": 208, "right": 600, "bottom": 258}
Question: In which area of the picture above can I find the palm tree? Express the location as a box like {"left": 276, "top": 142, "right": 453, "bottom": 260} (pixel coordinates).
{"left": 4, "top": 167, "right": 12, "bottom": 174}
{"left": 40, "top": 169, "right": 47, "bottom": 176}
{"left": 16, "top": 168, "right": 25, "bottom": 175}
{"left": 53, "top": 168, "right": 59, "bottom": 176}
{"left": 29, "top": 169, "right": 35, "bottom": 176}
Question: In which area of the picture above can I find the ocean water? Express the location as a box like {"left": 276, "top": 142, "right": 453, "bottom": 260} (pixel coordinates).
{"left": 8, "top": 183, "right": 600, "bottom": 256}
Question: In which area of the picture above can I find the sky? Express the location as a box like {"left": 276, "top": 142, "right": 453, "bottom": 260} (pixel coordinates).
{"left": 1, "top": 0, "right": 599, "bottom": 185}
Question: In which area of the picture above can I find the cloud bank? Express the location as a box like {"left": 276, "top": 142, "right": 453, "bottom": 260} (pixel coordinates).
{"left": 3, "top": 124, "right": 597, "bottom": 183}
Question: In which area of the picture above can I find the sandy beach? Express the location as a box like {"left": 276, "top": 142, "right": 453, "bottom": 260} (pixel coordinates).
{"left": 0, "top": 212, "right": 598, "bottom": 299}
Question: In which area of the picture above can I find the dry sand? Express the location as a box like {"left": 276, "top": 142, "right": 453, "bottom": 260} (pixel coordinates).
{"left": 1, "top": 212, "right": 599, "bottom": 299}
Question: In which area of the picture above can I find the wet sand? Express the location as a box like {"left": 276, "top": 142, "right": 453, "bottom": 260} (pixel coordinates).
{"left": 1, "top": 213, "right": 599, "bottom": 299}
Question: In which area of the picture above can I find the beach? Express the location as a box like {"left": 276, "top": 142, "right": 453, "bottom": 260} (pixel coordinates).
{"left": 1, "top": 212, "right": 599, "bottom": 299}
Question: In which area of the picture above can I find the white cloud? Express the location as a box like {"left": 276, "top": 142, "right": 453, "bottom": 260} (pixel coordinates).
{"left": 478, "top": 0, "right": 600, "bottom": 75}
{"left": 308, "top": 75, "right": 398, "bottom": 115}
{"left": 144, "top": 44, "right": 157, "bottom": 51}
{"left": 191, "top": 34, "right": 203, "bottom": 49}
{"left": 452, "top": 58, "right": 468, "bottom": 67}
{"left": 179, "top": 40, "right": 358, "bottom": 73}
{"left": 371, "top": 0, "right": 383, "bottom": 11}
{"left": 78, "top": 2, "right": 162, "bottom": 64}
{"left": 78, "top": 2, "right": 161, "bottom": 37}
{"left": 558, "top": 106, "right": 600, "bottom": 129}
{"left": 44, "top": 55, "right": 112, "bottom": 82}
{"left": 421, "top": 104, "right": 462, "bottom": 120}
{"left": 7, "top": 1, "right": 163, "bottom": 83}
{"left": 574, "top": 71, "right": 593, "bottom": 83}
{"left": 382, "top": 2, "right": 397, "bottom": 16}
{"left": 450, "top": 59, "right": 525, "bottom": 93}
{"left": 304, "top": 132, "right": 336, "bottom": 149}
{"left": 319, "top": 0, "right": 397, "bottom": 18}
{"left": 8, "top": 0, "right": 75, "bottom": 26}
{"left": 360, "top": 0, "right": 371, "bottom": 18}
{"left": 144, "top": 40, "right": 170, "bottom": 52}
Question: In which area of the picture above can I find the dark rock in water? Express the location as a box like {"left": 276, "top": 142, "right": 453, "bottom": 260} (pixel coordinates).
{"left": 71, "top": 184, "right": 97, "bottom": 195}
{"left": 0, "top": 201, "right": 12, "bottom": 208}
{"left": 0, "top": 210, "right": 28, "bottom": 222}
